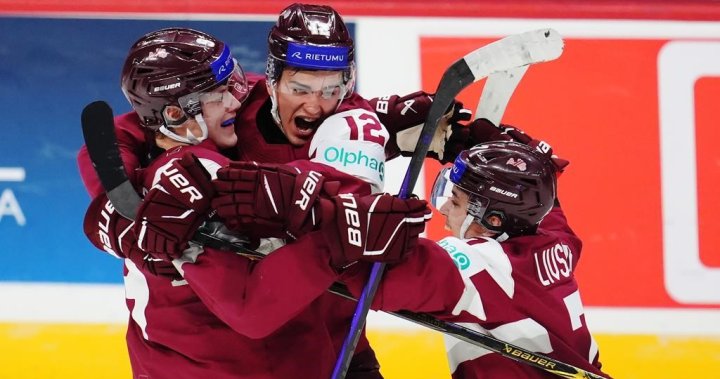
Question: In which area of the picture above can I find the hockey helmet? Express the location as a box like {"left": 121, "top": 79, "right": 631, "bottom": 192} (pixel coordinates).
{"left": 266, "top": 3, "right": 354, "bottom": 88}
{"left": 431, "top": 141, "right": 557, "bottom": 237}
{"left": 121, "top": 27, "right": 249, "bottom": 132}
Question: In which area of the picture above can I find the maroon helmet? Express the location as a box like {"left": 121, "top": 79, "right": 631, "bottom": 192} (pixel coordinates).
{"left": 431, "top": 141, "right": 557, "bottom": 237}
{"left": 121, "top": 27, "right": 248, "bottom": 131}
{"left": 265, "top": 3, "right": 354, "bottom": 85}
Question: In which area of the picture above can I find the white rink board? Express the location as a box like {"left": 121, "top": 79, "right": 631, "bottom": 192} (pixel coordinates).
{"left": 1, "top": 282, "right": 719, "bottom": 335}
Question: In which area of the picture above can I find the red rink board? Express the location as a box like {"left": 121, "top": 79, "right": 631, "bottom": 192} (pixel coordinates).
{"left": 420, "top": 37, "right": 720, "bottom": 308}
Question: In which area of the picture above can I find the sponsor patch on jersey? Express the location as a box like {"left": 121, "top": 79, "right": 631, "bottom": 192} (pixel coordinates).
{"left": 438, "top": 237, "right": 473, "bottom": 271}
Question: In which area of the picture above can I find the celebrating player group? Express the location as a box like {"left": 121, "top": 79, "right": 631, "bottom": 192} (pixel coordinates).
{"left": 78, "top": 3, "right": 610, "bottom": 379}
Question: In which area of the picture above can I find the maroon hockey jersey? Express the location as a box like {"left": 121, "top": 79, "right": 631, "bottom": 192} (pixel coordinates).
{"left": 343, "top": 207, "right": 608, "bottom": 379}
{"left": 78, "top": 75, "right": 383, "bottom": 378}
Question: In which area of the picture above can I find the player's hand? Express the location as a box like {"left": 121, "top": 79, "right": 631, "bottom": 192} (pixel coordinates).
{"left": 371, "top": 91, "right": 471, "bottom": 160}
{"left": 211, "top": 161, "right": 327, "bottom": 239}
{"left": 441, "top": 118, "right": 569, "bottom": 172}
{"left": 442, "top": 118, "right": 513, "bottom": 163}
{"left": 83, "top": 194, "right": 181, "bottom": 278}
{"left": 319, "top": 193, "right": 432, "bottom": 268}
{"left": 501, "top": 126, "right": 569, "bottom": 173}
{"left": 134, "top": 152, "right": 214, "bottom": 261}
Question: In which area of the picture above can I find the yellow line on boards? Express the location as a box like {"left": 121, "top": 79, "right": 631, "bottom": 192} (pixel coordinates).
{"left": 2, "top": 323, "right": 720, "bottom": 379}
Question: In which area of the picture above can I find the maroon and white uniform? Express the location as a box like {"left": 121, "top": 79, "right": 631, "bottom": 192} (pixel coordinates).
{"left": 116, "top": 141, "right": 383, "bottom": 378}
{"left": 344, "top": 207, "right": 607, "bottom": 379}
{"left": 78, "top": 76, "right": 389, "bottom": 378}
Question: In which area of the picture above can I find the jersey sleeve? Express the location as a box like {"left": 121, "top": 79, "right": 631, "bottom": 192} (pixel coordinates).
{"left": 368, "top": 90, "right": 435, "bottom": 160}
{"left": 341, "top": 238, "right": 467, "bottom": 316}
{"left": 174, "top": 230, "right": 340, "bottom": 339}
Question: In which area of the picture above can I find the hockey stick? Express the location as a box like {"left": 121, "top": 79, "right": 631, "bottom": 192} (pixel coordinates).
{"left": 80, "top": 101, "right": 605, "bottom": 379}
{"left": 331, "top": 28, "right": 565, "bottom": 379}
{"left": 81, "top": 101, "right": 142, "bottom": 220}
{"left": 475, "top": 65, "right": 529, "bottom": 125}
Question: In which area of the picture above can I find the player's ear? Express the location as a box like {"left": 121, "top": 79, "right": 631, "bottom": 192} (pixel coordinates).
{"left": 486, "top": 214, "right": 503, "bottom": 228}
{"left": 162, "top": 105, "right": 184, "bottom": 123}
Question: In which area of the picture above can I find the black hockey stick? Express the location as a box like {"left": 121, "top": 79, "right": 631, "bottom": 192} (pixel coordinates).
{"left": 331, "top": 28, "right": 566, "bottom": 379}
{"left": 81, "top": 101, "right": 142, "bottom": 220}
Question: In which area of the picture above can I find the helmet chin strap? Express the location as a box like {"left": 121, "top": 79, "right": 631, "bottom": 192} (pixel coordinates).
{"left": 188, "top": 114, "right": 209, "bottom": 144}
{"left": 459, "top": 215, "right": 476, "bottom": 240}
{"left": 158, "top": 113, "right": 208, "bottom": 145}
{"left": 268, "top": 82, "right": 283, "bottom": 127}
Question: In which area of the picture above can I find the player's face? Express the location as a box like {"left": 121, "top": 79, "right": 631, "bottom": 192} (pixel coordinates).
{"left": 438, "top": 188, "right": 470, "bottom": 238}
{"left": 274, "top": 69, "right": 344, "bottom": 146}
{"left": 198, "top": 86, "right": 241, "bottom": 149}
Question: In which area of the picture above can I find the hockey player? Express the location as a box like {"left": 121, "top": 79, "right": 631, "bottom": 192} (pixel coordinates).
{"left": 83, "top": 26, "right": 431, "bottom": 378}
{"left": 367, "top": 138, "right": 608, "bottom": 378}
{"left": 226, "top": 123, "right": 609, "bottom": 378}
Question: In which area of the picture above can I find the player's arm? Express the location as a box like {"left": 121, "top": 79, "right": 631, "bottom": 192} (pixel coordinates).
{"left": 172, "top": 231, "right": 342, "bottom": 339}
{"left": 340, "top": 237, "right": 467, "bottom": 316}
{"left": 368, "top": 91, "right": 472, "bottom": 162}
{"left": 127, "top": 148, "right": 348, "bottom": 337}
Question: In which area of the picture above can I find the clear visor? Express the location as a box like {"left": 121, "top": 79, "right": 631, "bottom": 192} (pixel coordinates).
{"left": 278, "top": 77, "right": 347, "bottom": 101}
{"left": 430, "top": 167, "right": 491, "bottom": 220}
{"left": 430, "top": 167, "right": 454, "bottom": 209}
{"left": 178, "top": 61, "right": 249, "bottom": 115}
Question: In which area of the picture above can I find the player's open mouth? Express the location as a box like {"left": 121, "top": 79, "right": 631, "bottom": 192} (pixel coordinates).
{"left": 221, "top": 119, "right": 234, "bottom": 127}
{"left": 294, "top": 117, "right": 321, "bottom": 136}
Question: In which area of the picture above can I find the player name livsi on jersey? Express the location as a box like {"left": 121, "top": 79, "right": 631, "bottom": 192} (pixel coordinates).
{"left": 533, "top": 242, "right": 574, "bottom": 287}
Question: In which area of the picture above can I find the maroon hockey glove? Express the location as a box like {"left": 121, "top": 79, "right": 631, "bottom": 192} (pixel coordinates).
{"left": 319, "top": 193, "right": 432, "bottom": 269}
{"left": 212, "top": 161, "right": 329, "bottom": 239}
{"left": 134, "top": 152, "right": 214, "bottom": 261}
{"left": 83, "top": 194, "right": 180, "bottom": 278}
{"left": 370, "top": 91, "right": 471, "bottom": 160}
{"left": 443, "top": 118, "right": 513, "bottom": 163}
{"left": 442, "top": 118, "right": 570, "bottom": 172}
{"left": 502, "top": 126, "right": 569, "bottom": 173}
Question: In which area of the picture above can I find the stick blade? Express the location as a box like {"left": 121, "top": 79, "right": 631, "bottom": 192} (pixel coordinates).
{"left": 81, "top": 101, "right": 140, "bottom": 219}
{"left": 475, "top": 65, "right": 529, "bottom": 124}
{"left": 81, "top": 101, "right": 124, "bottom": 190}
{"left": 463, "top": 28, "right": 564, "bottom": 80}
